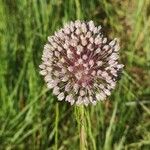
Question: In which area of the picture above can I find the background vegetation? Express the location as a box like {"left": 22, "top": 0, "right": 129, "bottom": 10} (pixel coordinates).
{"left": 0, "top": 0, "right": 150, "bottom": 149}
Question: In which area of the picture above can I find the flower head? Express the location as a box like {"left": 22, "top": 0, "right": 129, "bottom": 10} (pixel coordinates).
{"left": 39, "top": 20, "right": 124, "bottom": 106}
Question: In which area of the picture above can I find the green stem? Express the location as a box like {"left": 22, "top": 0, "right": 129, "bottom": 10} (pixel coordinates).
{"left": 79, "top": 105, "right": 87, "bottom": 150}
{"left": 55, "top": 103, "right": 59, "bottom": 150}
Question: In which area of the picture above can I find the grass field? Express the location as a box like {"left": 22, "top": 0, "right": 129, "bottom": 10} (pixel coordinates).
{"left": 0, "top": 0, "right": 150, "bottom": 149}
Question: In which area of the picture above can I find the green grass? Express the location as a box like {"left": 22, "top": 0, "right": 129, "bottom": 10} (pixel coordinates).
{"left": 0, "top": 0, "right": 150, "bottom": 149}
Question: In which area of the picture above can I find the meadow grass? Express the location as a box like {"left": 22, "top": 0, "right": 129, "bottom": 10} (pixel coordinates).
{"left": 0, "top": 0, "right": 150, "bottom": 149}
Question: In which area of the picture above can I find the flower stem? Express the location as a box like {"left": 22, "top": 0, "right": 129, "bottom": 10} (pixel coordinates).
{"left": 79, "top": 105, "right": 87, "bottom": 150}
{"left": 55, "top": 103, "right": 59, "bottom": 150}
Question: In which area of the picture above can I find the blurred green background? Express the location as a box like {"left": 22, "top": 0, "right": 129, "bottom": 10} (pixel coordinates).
{"left": 0, "top": 0, "right": 150, "bottom": 149}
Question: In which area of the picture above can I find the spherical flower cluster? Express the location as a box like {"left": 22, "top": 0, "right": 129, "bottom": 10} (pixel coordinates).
{"left": 39, "top": 20, "right": 124, "bottom": 106}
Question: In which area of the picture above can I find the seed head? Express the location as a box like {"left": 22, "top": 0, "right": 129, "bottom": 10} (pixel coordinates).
{"left": 39, "top": 20, "right": 124, "bottom": 106}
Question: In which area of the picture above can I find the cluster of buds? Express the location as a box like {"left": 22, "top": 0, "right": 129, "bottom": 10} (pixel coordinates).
{"left": 39, "top": 20, "right": 124, "bottom": 106}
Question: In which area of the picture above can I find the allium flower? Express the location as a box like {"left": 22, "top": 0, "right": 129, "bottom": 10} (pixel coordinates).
{"left": 39, "top": 20, "right": 124, "bottom": 106}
